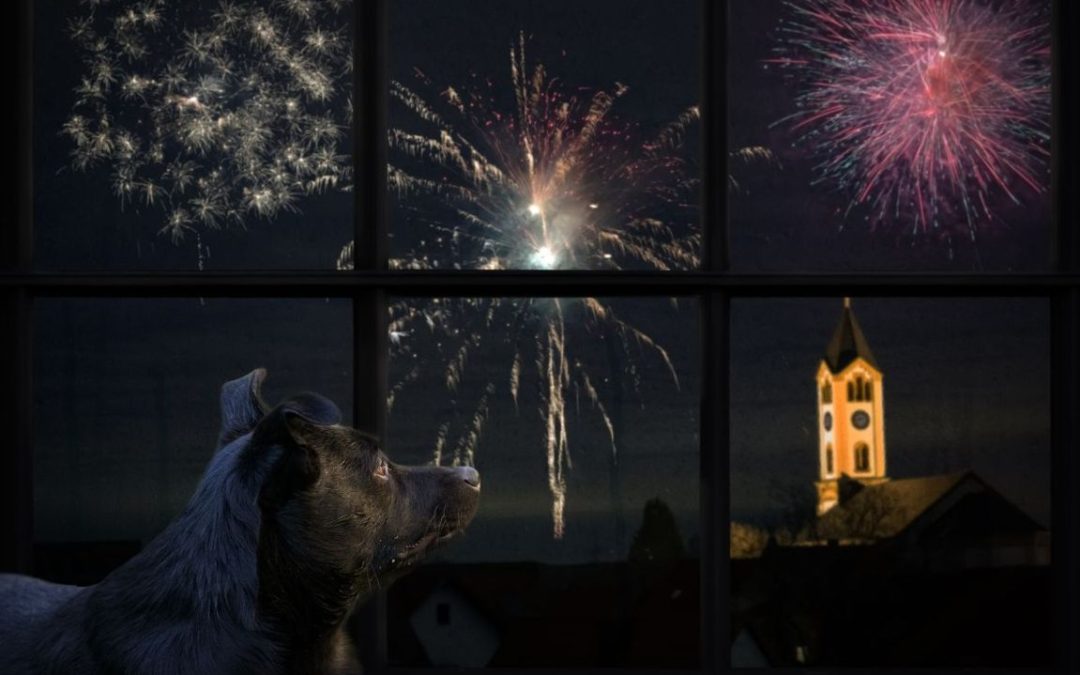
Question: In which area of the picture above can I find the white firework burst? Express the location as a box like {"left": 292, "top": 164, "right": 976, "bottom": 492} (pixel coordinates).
{"left": 64, "top": 0, "right": 353, "bottom": 244}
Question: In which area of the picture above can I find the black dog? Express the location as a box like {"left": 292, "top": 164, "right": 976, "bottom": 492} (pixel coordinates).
{"left": 0, "top": 369, "right": 480, "bottom": 674}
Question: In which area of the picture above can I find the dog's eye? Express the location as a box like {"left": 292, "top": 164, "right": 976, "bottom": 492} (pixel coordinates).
{"left": 373, "top": 458, "right": 389, "bottom": 481}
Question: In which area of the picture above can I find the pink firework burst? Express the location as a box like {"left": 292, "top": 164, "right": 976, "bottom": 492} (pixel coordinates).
{"left": 769, "top": 0, "right": 1050, "bottom": 243}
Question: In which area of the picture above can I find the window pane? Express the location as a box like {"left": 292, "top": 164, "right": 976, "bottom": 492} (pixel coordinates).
{"left": 730, "top": 297, "right": 1052, "bottom": 667}
{"left": 33, "top": 298, "right": 352, "bottom": 582}
{"left": 34, "top": 1, "right": 355, "bottom": 271}
{"left": 386, "top": 296, "right": 700, "bottom": 667}
{"left": 728, "top": 1, "right": 1052, "bottom": 272}
{"left": 388, "top": 1, "right": 701, "bottom": 271}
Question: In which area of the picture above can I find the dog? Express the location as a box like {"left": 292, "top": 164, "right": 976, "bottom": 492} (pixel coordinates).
{"left": 0, "top": 369, "right": 480, "bottom": 674}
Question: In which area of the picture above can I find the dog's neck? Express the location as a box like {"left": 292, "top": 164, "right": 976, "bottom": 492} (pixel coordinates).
{"left": 87, "top": 436, "right": 282, "bottom": 672}
{"left": 255, "top": 502, "right": 371, "bottom": 673}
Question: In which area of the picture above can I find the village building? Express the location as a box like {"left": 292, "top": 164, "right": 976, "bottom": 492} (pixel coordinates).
{"left": 731, "top": 299, "right": 1051, "bottom": 667}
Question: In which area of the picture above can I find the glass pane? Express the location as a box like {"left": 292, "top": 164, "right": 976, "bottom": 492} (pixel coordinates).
{"left": 34, "top": 298, "right": 352, "bottom": 582}
{"left": 728, "top": 1, "right": 1052, "bottom": 272}
{"left": 386, "top": 296, "right": 700, "bottom": 667}
{"left": 730, "top": 297, "right": 1052, "bottom": 667}
{"left": 388, "top": 1, "right": 701, "bottom": 271}
{"left": 34, "top": 1, "right": 354, "bottom": 271}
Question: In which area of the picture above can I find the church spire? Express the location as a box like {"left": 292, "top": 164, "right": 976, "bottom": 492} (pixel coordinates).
{"left": 824, "top": 297, "right": 879, "bottom": 373}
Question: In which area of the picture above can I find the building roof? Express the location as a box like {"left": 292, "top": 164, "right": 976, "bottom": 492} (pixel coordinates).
{"left": 811, "top": 470, "right": 1046, "bottom": 543}
{"left": 815, "top": 472, "right": 967, "bottom": 540}
{"left": 822, "top": 298, "right": 879, "bottom": 373}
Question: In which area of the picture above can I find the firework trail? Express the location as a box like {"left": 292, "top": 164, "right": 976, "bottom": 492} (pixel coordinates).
{"left": 63, "top": 0, "right": 353, "bottom": 245}
{"left": 768, "top": 0, "right": 1050, "bottom": 248}
{"left": 729, "top": 145, "right": 779, "bottom": 192}
{"left": 376, "top": 34, "right": 697, "bottom": 538}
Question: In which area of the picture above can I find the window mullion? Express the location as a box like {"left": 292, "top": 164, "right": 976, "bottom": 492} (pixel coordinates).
{"left": 352, "top": 0, "right": 390, "bottom": 670}
{"left": 1052, "top": 289, "right": 1080, "bottom": 672}
{"left": 701, "top": 290, "right": 729, "bottom": 674}
{"left": 702, "top": 0, "right": 730, "bottom": 671}
{"left": 0, "top": 290, "right": 34, "bottom": 573}
{"left": 354, "top": 0, "right": 388, "bottom": 272}
{"left": 1, "top": 0, "right": 35, "bottom": 576}
{"left": 702, "top": 0, "right": 726, "bottom": 274}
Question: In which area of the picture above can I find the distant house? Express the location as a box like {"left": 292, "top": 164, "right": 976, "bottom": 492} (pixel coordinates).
{"left": 409, "top": 583, "right": 500, "bottom": 667}
{"left": 731, "top": 627, "right": 769, "bottom": 668}
{"left": 799, "top": 470, "right": 1050, "bottom": 570}
{"left": 390, "top": 560, "right": 699, "bottom": 668}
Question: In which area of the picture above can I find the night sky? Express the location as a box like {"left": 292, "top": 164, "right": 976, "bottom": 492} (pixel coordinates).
{"left": 731, "top": 297, "right": 1051, "bottom": 528}
{"left": 31, "top": 0, "right": 703, "bottom": 566}
{"left": 27, "top": 2, "right": 1051, "bottom": 570}
{"left": 33, "top": 298, "right": 355, "bottom": 545}
{"left": 384, "top": 1, "right": 702, "bottom": 565}
{"left": 33, "top": 296, "right": 701, "bottom": 566}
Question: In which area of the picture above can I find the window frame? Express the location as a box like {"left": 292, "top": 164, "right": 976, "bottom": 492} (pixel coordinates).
{"left": 1, "top": 1, "right": 1078, "bottom": 674}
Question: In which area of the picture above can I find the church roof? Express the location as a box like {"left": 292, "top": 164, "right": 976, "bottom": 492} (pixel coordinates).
{"left": 815, "top": 472, "right": 968, "bottom": 540}
{"left": 811, "top": 470, "right": 1046, "bottom": 543}
{"left": 823, "top": 299, "right": 879, "bottom": 373}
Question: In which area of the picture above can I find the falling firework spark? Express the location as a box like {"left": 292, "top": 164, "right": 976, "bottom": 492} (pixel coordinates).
{"left": 63, "top": 0, "right": 353, "bottom": 244}
{"left": 372, "top": 34, "right": 698, "bottom": 538}
{"left": 768, "top": 0, "right": 1050, "bottom": 248}
{"left": 729, "top": 145, "right": 779, "bottom": 192}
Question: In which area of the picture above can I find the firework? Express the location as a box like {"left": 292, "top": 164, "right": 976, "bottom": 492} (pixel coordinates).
{"left": 768, "top": 0, "right": 1050, "bottom": 244}
{"left": 63, "top": 0, "right": 353, "bottom": 244}
{"left": 386, "top": 32, "right": 699, "bottom": 271}
{"left": 378, "top": 34, "right": 698, "bottom": 538}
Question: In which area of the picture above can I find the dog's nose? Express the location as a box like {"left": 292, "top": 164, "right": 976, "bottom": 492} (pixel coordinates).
{"left": 455, "top": 466, "right": 481, "bottom": 489}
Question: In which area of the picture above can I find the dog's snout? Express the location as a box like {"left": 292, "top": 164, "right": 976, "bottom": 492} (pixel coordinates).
{"left": 455, "top": 466, "right": 481, "bottom": 489}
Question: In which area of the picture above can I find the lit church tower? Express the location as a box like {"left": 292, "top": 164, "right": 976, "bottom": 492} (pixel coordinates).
{"left": 815, "top": 298, "right": 888, "bottom": 515}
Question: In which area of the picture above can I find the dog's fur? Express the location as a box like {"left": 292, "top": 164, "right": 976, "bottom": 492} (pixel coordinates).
{"left": 0, "top": 369, "right": 480, "bottom": 674}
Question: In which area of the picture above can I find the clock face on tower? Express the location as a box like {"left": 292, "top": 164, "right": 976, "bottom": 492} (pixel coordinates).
{"left": 852, "top": 410, "right": 870, "bottom": 429}
{"left": 823, "top": 412, "right": 833, "bottom": 431}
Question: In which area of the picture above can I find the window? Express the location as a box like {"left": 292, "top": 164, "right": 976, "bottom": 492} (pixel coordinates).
{"left": 732, "top": 297, "right": 1057, "bottom": 667}
{"left": 854, "top": 442, "right": 870, "bottom": 473}
{"left": 4, "top": 1, "right": 1078, "bottom": 674}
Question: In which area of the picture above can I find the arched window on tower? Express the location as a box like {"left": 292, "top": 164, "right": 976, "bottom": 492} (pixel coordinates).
{"left": 863, "top": 381, "right": 872, "bottom": 401}
{"left": 854, "top": 443, "right": 870, "bottom": 473}
{"left": 851, "top": 377, "right": 866, "bottom": 402}
{"left": 822, "top": 382, "right": 832, "bottom": 404}
{"left": 825, "top": 445, "right": 834, "bottom": 475}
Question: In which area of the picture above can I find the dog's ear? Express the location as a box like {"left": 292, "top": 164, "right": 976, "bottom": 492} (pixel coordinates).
{"left": 218, "top": 368, "right": 271, "bottom": 448}
{"left": 252, "top": 392, "right": 342, "bottom": 504}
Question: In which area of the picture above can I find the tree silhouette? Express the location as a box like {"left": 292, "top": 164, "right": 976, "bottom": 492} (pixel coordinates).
{"left": 628, "top": 498, "right": 686, "bottom": 563}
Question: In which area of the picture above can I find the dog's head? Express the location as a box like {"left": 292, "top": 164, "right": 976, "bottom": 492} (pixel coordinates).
{"left": 218, "top": 369, "right": 480, "bottom": 622}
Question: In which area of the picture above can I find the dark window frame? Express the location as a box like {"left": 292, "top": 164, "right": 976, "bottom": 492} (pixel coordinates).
{"left": 2, "top": 1, "right": 1078, "bottom": 674}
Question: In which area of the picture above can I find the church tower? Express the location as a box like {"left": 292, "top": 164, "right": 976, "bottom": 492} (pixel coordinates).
{"left": 815, "top": 298, "right": 888, "bottom": 515}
